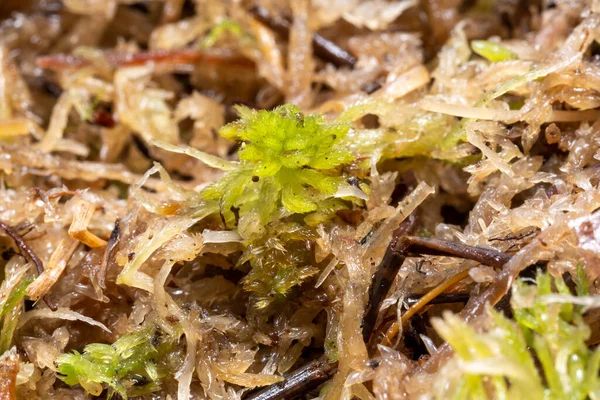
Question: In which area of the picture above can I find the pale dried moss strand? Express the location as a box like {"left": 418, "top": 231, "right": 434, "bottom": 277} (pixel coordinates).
{"left": 18, "top": 308, "right": 110, "bottom": 333}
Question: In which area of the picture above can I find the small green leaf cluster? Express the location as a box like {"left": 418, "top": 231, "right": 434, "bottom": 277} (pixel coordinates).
{"left": 432, "top": 268, "right": 600, "bottom": 400}
{"left": 202, "top": 104, "right": 355, "bottom": 228}
{"left": 471, "top": 40, "right": 517, "bottom": 62}
{"left": 56, "top": 327, "right": 167, "bottom": 399}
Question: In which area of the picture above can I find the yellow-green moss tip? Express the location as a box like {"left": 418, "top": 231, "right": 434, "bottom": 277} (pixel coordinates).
{"left": 203, "top": 104, "right": 359, "bottom": 227}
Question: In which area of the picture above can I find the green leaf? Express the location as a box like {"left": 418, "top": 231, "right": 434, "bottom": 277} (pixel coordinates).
{"left": 257, "top": 177, "right": 280, "bottom": 224}
{"left": 204, "top": 104, "right": 359, "bottom": 224}
{"left": 471, "top": 40, "right": 518, "bottom": 62}
{"left": 0, "top": 276, "right": 32, "bottom": 319}
{"left": 0, "top": 276, "right": 33, "bottom": 352}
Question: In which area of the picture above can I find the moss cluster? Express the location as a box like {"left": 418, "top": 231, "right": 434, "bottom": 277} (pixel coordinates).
{"left": 56, "top": 327, "right": 171, "bottom": 399}
{"left": 202, "top": 104, "right": 356, "bottom": 227}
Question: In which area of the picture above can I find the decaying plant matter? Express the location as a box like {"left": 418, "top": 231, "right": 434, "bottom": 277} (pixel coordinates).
{"left": 1, "top": 0, "right": 600, "bottom": 399}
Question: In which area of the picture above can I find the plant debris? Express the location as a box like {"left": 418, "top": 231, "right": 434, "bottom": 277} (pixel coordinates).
{"left": 0, "top": 1, "right": 600, "bottom": 400}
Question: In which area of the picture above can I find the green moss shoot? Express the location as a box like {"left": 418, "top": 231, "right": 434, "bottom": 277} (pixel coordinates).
{"left": 56, "top": 327, "right": 169, "bottom": 399}
{"left": 432, "top": 271, "right": 600, "bottom": 400}
{"left": 203, "top": 104, "right": 357, "bottom": 228}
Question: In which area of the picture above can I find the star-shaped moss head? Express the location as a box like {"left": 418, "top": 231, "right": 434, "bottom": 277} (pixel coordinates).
{"left": 202, "top": 104, "right": 357, "bottom": 227}
{"left": 221, "top": 104, "right": 353, "bottom": 174}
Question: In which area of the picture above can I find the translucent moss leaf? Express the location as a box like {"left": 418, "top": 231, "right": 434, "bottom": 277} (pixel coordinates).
{"left": 438, "top": 53, "right": 581, "bottom": 147}
{"left": 202, "top": 169, "right": 254, "bottom": 226}
{"left": 150, "top": 139, "right": 238, "bottom": 171}
{"left": 304, "top": 198, "right": 347, "bottom": 226}
{"left": 257, "top": 177, "right": 280, "bottom": 225}
{"left": 57, "top": 352, "right": 114, "bottom": 396}
{"left": 0, "top": 276, "right": 32, "bottom": 352}
{"left": 0, "top": 276, "right": 32, "bottom": 319}
{"left": 471, "top": 40, "right": 518, "bottom": 62}
{"left": 272, "top": 265, "right": 319, "bottom": 295}
{"left": 0, "top": 306, "right": 21, "bottom": 353}
{"left": 337, "top": 98, "right": 398, "bottom": 123}
{"left": 309, "top": 148, "right": 355, "bottom": 170}
{"left": 83, "top": 343, "right": 117, "bottom": 364}
{"left": 341, "top": 104, "right": 464, "bottom": 162}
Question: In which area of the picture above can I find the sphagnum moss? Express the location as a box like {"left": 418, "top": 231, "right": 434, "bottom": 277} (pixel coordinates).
{"left": 432, "top": 271, "right": 600, "bottom": 400}
{"left": 202, "top": 104, "right": 359, "bottom": 227}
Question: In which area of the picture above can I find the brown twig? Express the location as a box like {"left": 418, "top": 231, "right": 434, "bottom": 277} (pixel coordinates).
{"left": 399, "top": 236, "right": 512, "bottom": 268}
{"left": 362, "top": 231, "right": 406, "bottom": 343}
{"left": 0, "top": 220, "right": 57, "bottom": 310}
{"left": 98, "top": 219, "right": 120, "bottom": 289}
{"left": 362, "top": 217, "right": 416, "bottom": 343}
{"left": 244, "top": 358, "right": 336, "bottom": 400}
{"left": 489, "top": 227, "right": 540, "bottom": 242}
{"left": 362, "top": 235, "right": 511, "bottom": 343}
{"left": 248, "top": 5, "right": 357, "bottom": 68}
{"left": 404, "top": 292, "right": 470, "bottom": 306}
{"left": 370, "top": 293, "right": 471, "bottom": 349}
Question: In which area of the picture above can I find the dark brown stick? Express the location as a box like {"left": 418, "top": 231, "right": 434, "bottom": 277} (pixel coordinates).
{"left": 489, "top": 227, "right": 540, "bottom": 242}
{"left": 362, "top": 235, "right": 510, "bottom": 343}
{"left": 244, "top": 358, "right": 336, "bottom": 400}
{"left": 404, "top": 292, "right": 470, "bottom": 306}
{"left": 362, "top": 235, "right": 406, "bottom": 342}
{"left": 361, "top": 215, "right": 418, "bottom": 342}
{"left": 0, "top": 220, "right": 57, "bottom": 310}
{"left": 399, "top": 236, "right": 512, "bottom": 268}
{"left": 361, "top": 216, "right": 419, "bottom": 343}
{"left": 248, "top": 5, "right": 357, "bottom": 68}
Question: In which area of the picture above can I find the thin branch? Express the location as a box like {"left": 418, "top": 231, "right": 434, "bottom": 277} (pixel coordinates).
{"left": 248, "top": 5, "right": 357, "bottom": 68}
{"left": 404, "top": 292, "right": 470, "bottom": 306}
{"left": 0, "top": 220, "right": 57, "bottom": 310}
{"left": 363, "top": 235, "right": 511, "bottom": 343}
{"left": 244, "top": 358, "right": 336, "bottom": 400}
{"left": 362, "top": 233, "right": 406, "bottom": 342}
{"left": 398, "top": 236, "right": 512, "bottom": 268}
{"left": 362, "top": 216, "right": 416, "bottom": 343}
